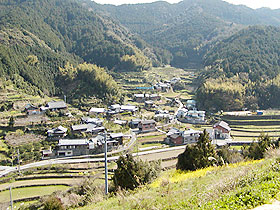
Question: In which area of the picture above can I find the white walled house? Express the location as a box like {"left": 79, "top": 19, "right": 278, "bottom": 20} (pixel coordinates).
{"left": 182, "top": 129, "right": 202, "bottom": 144}
{"left": 213, "top": 121, "right": 231, "bottom": 140}
{"left": 176, "top": 109, "right": 206, "bottom": 124}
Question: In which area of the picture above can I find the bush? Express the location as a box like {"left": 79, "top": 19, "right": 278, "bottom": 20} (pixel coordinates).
{"left": 42, "top": 196, "right": 65, "bottom": 210}
{"left": 246, "top": 134, "right": 272, "bottom": 160}
{"left": 217, "top": 146, "right": 244, "bottom": 164}
{"left": 113, "top": 154, "right": 161, "bottom": 190}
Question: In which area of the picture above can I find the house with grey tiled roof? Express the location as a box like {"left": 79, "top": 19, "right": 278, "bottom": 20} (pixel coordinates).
{"left": 46, "top": 101, "right": 67, "bottom": 111}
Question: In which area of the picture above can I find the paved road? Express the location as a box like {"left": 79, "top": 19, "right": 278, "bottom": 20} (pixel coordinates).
{"left": 0, "top": 145, "right": 186, "bottom": 177}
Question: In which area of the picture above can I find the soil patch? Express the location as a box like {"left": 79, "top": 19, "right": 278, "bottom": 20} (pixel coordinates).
{"left": 6, "top": 133, "right": 45, "bottom": 146}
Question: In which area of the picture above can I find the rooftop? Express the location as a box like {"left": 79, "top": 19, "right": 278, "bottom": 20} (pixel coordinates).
{"left": 141, "top": 120, "right": 156, "bottom": 124}
{"left": 89, "top": 107, "right": 106, "bottom": 113}
{"left": 110, "top": 133, "right": 124, "bottom": 139}
{"left": 214, "top": 121, "right": 231, "bottom": 131}
{"left": 47, "top": 101, "right": 67, "bottom": 109}
{"left": 58, "top": 139, "right": 88, "bottom": 146}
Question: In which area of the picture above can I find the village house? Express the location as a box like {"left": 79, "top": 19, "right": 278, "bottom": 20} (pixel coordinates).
{"left": 89, "top": 135, "right": 105, "bottom": 153}
{"left": 182, "top": 129, "right": 202, "bottom": 144}
{"left": 133, "top": 93, "right": 161, "bottom": 102}
{"left": 155, "top": 110, "right": 169, "bottom": 114}
{"left": 205, "top": 121, "right": 232, "bottom": 147}
{"left": 81, "top": 117, "right": 103, "bottom": 126}
{"left": 133, "top": 94, "right": 146, "bottom": 103}
{"left": 41, "top": 101, "right": 67, "bottom": 112}
{"left": 56, "top": 139, "right": 89, "bottom": 157}
{"left": 109, "top": 133, "right": 124, "bottom": 145}
{"left": 145, "top": 100, "right": 154, "bottom": 108}
{"left": 165, "top": 128, "right": 202, "bottom": 145}
{"left": 154, "top": 113, "right": 173, "bottom": 122}
{"left": 113, "top": 119, "right": 127, "bottom": 126}
{"left": 149, "top": 93, "right": 161, "bottom": 101}
{"left": 47, "top": 126, "right": 68, "bottom": 138}
{"left": 176, "top": 108, "right": 188, "bottom": 119}
{"left": 71, "top": 124, "right": 105, "bottom": 134}
{"left": 213, "top": 121, "right": 231, "bottom": 140}
{"left": 54, "top": 131, "right": 126, "bottom": 157}
{"left": 90, "top": 134, "right": 122, "bottom": 153}
{"left": 138, "top": 120, "right": 156, "bottom": 132}
{"left": 120, "top": 105, "right": 138, "bottom": 114}
{"left": 24, "top": 104, "right": 41, "bottom": 115}
{"left": 165, "top": 128, "right": 183, "bottom": 145}
{"left": 41, "top": 147, "right": 54, "bottom": 159}
{"left": 129, "top": 119, "right": 141, "bottom": 129}
{"left": 169, "top": 77, "right": 181, "bottom": 85}
{"left": 176, "top": 108, "right": 206, "bottom": 124}
{"left": 108, "top": 104, "right": 121, "bottom": 114}
{"left": 89, "top": 107, "right": 106, "bottom": 116}
{"left": 186, "top": 100, "right": 196, "bottom": 109}
{"left": 154, "top": 82, "right": 171, "bottom": 92}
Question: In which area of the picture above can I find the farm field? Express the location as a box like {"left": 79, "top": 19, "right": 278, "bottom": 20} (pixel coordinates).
{"left": 0, "top": 178, "right": 83, "bottom": 191}
{"left": 0, "top": 185, "right": 70, "bottom": 203}
{"left": 222, "top": 114, "right": 280, "bottom": 140}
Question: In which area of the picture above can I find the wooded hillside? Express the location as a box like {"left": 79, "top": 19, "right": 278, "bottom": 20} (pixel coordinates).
{"left": 0, "top": 0, "right": 153, "bottom": 103}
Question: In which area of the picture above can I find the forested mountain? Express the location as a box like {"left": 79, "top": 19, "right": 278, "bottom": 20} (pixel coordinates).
{"left": 87, "top": 0, "right": 280, "bottom": 68}
{"left": 204, "top": 26, "right": 280, "bottom": 81}
{"left": 197, "top": 26, "right": 280, "bottom": 111}
{"left": 0, "top": 0, "right": 155, "bottom": 103}
{"left": 85, "top": 0, "right": 280, "bottom": 110}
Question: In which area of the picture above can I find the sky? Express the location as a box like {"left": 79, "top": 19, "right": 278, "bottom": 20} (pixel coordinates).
{"left": 93, "top": 0, "right": 280, "bottom": 9}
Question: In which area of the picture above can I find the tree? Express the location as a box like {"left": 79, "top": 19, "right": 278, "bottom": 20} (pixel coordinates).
{"left": 247, "top": 134, "right": 272, "bottom": 160}
{"left": 113, "top": 154, "right": 160, "bottom": 190}
{"left": 177, "top": 130, "right": 217, "bottom": 171}
{"left": 8, "top": 116, "right": 15, "bottom": 128}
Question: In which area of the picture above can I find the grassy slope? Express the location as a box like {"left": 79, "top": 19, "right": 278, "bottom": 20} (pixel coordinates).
{"left": 77, "top": 158, "right": 280, "bottom": 210}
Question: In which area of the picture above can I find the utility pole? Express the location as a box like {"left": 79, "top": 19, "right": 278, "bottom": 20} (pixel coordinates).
{"left": 9, "top": 186, "right": 13, "bottom": 209}
{"left": 17, "top": 148, "right": 20, "bottom": 174}
{"left": 104, "top": 132, "right": 108, "bottom": 195}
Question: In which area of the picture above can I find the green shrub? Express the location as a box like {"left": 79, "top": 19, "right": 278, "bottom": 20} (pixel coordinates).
{"left": 217, "top": 146, "right": 244, "bottom": 164}
{"left": 113, "top": 154, "right": 161, "bottom": 190}
{"left": 43, "top": 196, "right": 65, "bottom": 210}
{"left": 246, "top": 134, "right": 272, "bottom": 160}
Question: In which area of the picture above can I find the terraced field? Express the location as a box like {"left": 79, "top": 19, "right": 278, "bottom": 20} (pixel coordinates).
{"left": 0, "top": 185, "right": 70, "bottom": 203}
{"left": 0, "top": 162, "right": 115, "bottom": 207}
{"left": 222, "top": 114, "right": 280, "bottom": 141}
